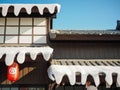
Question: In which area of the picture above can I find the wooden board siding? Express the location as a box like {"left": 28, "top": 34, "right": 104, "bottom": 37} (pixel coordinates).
{"left": 49, "top": 42, "right": 120, "bottom": 59}
{"left": 51, "top": 59, "right": 120, "bottom": 66}
{"left": 0, "top": 86, "right": 47, "bottom": 90}
{"left": 0, "top": 54, "right": 49, "bottom": 85}
{"left": 53, "top": 85, "right": 120, "bottom": 90}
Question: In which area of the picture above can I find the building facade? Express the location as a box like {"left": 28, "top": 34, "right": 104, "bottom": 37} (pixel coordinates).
{"left": 0, "top": 4, "right": 60, "bottom": 90}
{"left": 0, "top": 4, "right": 120, "bottom": 90}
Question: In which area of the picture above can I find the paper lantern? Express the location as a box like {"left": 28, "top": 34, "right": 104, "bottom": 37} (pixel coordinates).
{"left": 7, "top": 62, "right": 19, "bottom": 82}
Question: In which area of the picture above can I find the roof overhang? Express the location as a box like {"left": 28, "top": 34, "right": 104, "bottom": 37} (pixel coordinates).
{"left": 47, "top": 59, "right": 120, "bottom": 87}
{"left": 49, "top": 30, "right": 120, "bottom": 41}
{"left": 0, "top": 4, "right": 60, "bottom": 17}
{"left": 0, "top": 46, "right": 53, "bottom": 66}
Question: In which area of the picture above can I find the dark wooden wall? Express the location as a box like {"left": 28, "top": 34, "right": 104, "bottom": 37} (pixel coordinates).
{"left": 0, "top": 54, "right": 49, "bottom": 86}
{"left": 49, "top": 41, "right": 120, "bottom": 59}
{"left": 0, "top": 41, "right": 120, "bottom": 87}
{"left": 53, "top": 85, "right": 120, "bottom": 90}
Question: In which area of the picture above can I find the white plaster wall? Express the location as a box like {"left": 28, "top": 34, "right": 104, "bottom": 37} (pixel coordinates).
{"left": 20, "top": 18, "right": 32, "bottom": 25}
{"left": 34, "top": 18, "right": 46, "bottom": 26}
{"left": 33, "top": 36, "right": 46, "bottom": 43}
{"left": 0, "top": 18, "right": 5, "bottom": 25}
{"left": 6, "top": 27, "right": 18, "bottom": 34}
{"left": 0, "top": 36, "right": 4, "bottom": 43}
{"left": 5, "top": 36, "right": 18, "bottom": 43}
{"left": 0, "top": 17, "right": 47, "bottom": 44}
{"left": 6, "top": 18, "right": 19, "bottom": 25}
{"left": 0, "top": 27, "right": 4, "bottom": 34}
{"left": 19, "top": 36, "right": 32, "bottom": 43}
{"left": 20, "top": 27, "right": 32, "bottom": 34}
{"left": 33, "top": 27, "right": 46, "bottom": 34}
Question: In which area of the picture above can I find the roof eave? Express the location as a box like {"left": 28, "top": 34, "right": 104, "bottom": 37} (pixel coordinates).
{"left": 0, "top": 4, "right": 60, "bottom": 17}
{"left": 49, "top": 30, "right": 120, "bottom": 41}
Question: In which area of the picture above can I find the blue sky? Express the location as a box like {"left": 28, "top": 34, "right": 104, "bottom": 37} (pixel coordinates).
{"left": 0, "top": 0, "right": 120, "bottom": 30}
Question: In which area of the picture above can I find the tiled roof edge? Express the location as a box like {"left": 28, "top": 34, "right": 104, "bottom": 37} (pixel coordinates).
{"left": 50, "top": 29, "right": 120, "bottom": 35}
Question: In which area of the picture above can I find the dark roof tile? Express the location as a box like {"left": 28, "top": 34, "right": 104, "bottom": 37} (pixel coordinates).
{"left": 49, "top": 30, "right": 120, "bottom": 41}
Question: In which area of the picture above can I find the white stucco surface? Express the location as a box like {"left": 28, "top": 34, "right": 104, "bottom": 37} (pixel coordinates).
{"left": 47, "top": 65, "right": 120, "bottom": 87}
{"left": 0, "top": 4, "right": 60, "bottom": 16}
{"left": 0, "top": 47, "right": 53, "bottom": 66}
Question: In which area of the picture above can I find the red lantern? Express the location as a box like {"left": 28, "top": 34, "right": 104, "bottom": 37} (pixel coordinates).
{"left": 7, "top": 62, "right": 19, "bottom": 82}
